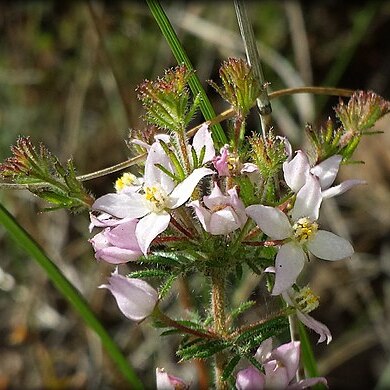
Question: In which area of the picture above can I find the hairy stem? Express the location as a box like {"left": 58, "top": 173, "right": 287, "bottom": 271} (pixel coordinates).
{"left": 211, "top": 270, "right": 228, "bottom": 390}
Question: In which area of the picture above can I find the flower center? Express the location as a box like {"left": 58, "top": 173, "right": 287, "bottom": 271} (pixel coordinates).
{"left": 115, "top": 173, "right": 137, "bottom": 192}
{"left": 144, "top": 185, "right": 168, "bottom": 213}
{"left": 295, "top": 286, "right": 319, "bottom": 314}
{"left": 292, "top": 217, "right": 318, "bottom": 244}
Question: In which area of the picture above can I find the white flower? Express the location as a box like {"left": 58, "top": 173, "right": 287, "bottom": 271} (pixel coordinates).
{"left": 283, "top": 145, "right": 365, "bottom": 198}
{"left": 93, "top": 139, "right": 213, "bottom": 254}
{"left": 246, "top": 175, "right": 354, "bottom": 295}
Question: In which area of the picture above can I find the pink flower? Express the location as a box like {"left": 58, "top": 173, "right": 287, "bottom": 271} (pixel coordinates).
{"left": 99, "top": 268, "right": 158, "bottom": 322}
{"left": 213, "top": 145, "right": 231, "bottom": 176}
{"left": 89, "top": 218, "right": 143, "bottom": 264}
{"left": 189, "top": 184, "right": 247, "bottom": 235}
{"left": 156, "top": 368, "right": 189, "bottom": 390}
{"left": 236, "top": 339, "right": 327, "bottom": 389}
{"left": 246, "top": 175, "right": 353, "bottom": 295}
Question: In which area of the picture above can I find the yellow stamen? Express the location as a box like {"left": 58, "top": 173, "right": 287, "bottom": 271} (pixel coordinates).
{"left": 144, "top": 185, "right": 168, "bottom": 212}
{"left": 292, "top": 217, "right": 318, "bottom": 244}
{"left": 295, "top": 286, "right": 320, "bottom": 313}
{"left": 115, "top": 172, "right": 137, "bottom": 192}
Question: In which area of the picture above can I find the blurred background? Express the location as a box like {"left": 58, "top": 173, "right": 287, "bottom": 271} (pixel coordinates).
{"left": 0, "top": 1, "right": 389, "bottom": 389}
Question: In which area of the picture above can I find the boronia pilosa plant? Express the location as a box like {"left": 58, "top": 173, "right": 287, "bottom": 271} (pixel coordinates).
{"left": 1, "top": 2, "right": 390, "bottom": 389}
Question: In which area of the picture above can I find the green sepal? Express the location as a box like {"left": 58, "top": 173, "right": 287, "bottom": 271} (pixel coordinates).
{"left": 190, "top": 146, "right": 199, "bottom": 168}
{"left": 157, "top": 139, "right": 186, "bottom": 181}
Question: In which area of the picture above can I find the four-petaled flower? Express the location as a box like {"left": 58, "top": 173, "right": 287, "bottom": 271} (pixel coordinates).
{"left": 92, "top": 137, "right": 213, "bottom": 254}
{"left": 246, "top": 174, "right": 354, "bottom": 295}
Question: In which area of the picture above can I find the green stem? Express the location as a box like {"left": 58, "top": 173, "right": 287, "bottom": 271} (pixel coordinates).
{"left": 145, "top": 0, "right": 227, "bottom": 146}
{"left": 234, "top": 0, "right": 272, "bottom": 137}
{"left": 210, "top": 270, "right": 228, "bottom": 390}
{"left": 0, "top": 203, "right": 143, "bottom": 389}
{"left": 298, "top": 321, "right": 327, "bottom": 390}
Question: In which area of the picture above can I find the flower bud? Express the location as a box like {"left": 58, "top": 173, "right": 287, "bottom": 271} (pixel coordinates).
{"left": 99, "top": 268, "right": 158, "bottom": 322}
{"left": 156, "top": 368, "right": 189, "bottom": 390}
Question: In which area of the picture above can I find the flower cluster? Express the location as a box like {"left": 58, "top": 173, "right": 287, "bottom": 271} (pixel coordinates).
{"left": 2, "top": 59, "right": 388, "bottom": 388}
{"left": 83, "top": 64, "right": 390, "bottom": 387}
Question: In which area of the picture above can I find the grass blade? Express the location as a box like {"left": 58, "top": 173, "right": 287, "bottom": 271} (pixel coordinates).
{"left": 146, "top": 0, "right": 227, "bottom": 145}
{"left": 0, "top": 203, "right": 143, "bottom": 389}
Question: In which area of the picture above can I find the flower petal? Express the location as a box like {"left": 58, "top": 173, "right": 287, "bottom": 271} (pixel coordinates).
{"left": 270, "top": 341, "right": 300, "bottom": 383}
{"left": 105, "top": 219, "right": 141, "bottom": 251}
{"left": 264, "top": 360, "right": 290, "bottom": 389}
{"left": 236, "top": 367, "right": 265, "bottom": 390}
{"left": 283, "top": 151, "right": 310, "bottom": 192}
{"left": 92, "top": 193, "right": 149, "bottom": 219}
{"left": 213, "top": 145, "right": 230, "bottom": 176}
{"left": 291, "top": 175, "right": 322, "bottom": 221}
{"left": 209, "top": 207, "right": 241, "bottom": 235}
{"left": 321, "top": 179, "right": 366, "bottom": 199}
{"left": 288, "top": 376, "right": 328, "bottom": 390}
{"left": 168, "top": 167, "right": 213, "bottom": 209}
{"left": 203, "top": 182, "right": 229, "bottom": 209}
{"left": 188, "top": 200, "right": 211, "bottom": 232}
{"left": 310, "top": 155, "right": 342, "bottom": 190}
{"left": 246, "top": 205, "right": 292, "bottom": 240}
{"left": 272, "top": 243, "right": 306, "bottom": 295}
{"left": 144, "top": 139, "right": 175, "bottom": 193}
{"left": 136, "top": 211, "right": 171, "bottom": 255}
{"left": 99, "top": 269, "right": 158, "bottom": 321}
{"left": 228, "top": 187, "right": 248, "bottom": 227}
{"left": 95, "top": 246, "right": 142, "bottom": 264}
{"left": 307, "top": 230, "right": 354, "bottom": 260}
{"left": 297, "top": 311, "right": 332, "bottom": 344}
{"left": 156, "top": 368, "right": 189, "bottom": 390}
{"left": 254, "top": 338, "right": 273, "bottom": 363}
{"left": 192, "top": 124, "right": 215, "bottom": 164}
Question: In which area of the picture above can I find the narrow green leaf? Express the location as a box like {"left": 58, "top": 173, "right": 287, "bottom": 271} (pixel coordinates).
{"left": 235, "top": 316, "right": 289, "bottom": 345}
{"left": 0, "top": 204, "right": 143, "bottom": 389}
{"left": 128, "top": 269, "right": 171, "bottom": 279}
{"left": 298, "top": 321, "right": 327, "bottom": 390}
{"left": 230, "top": 300, "right": 256, "bottom": 321}
{"left": 159, "top": 274, "right": 177, "bottom": 299}
{"left": 160, "top": 328, "right": 183, "bottom": 336}
{"left": 178, "top": 339, "right": 230, "bottom": 360}
{"left": 175, "top": 319, "right": 205, "bottom": 332}
{"left": 222, "top": 354, "right": 241, "bottom": 380}
{"left": 146, "top": 0, "right": 227, "bottom": 146}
